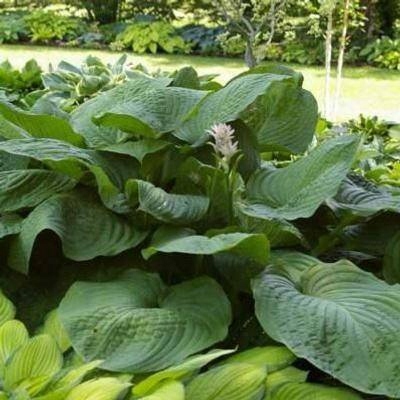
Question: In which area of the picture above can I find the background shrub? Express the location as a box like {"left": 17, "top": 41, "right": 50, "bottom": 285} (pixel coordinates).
{"left": 24, "top": 10, "right": 86, "bottom": 43}
{"left": 360, "top": 37, "right": 400, "bottom": 70}
{"left": 0, "top": 11, "right": 28, "bottom": 44}
{"left": 0, "top": 59, "right": 43, "bottom": 101}
{"left": 114, "top": 20, "right": 188, "bottom": 54}
{"left": 178, "top": 24, "right": 224, "bottom": 55}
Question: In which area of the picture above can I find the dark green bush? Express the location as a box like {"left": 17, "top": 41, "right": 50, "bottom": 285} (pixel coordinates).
{"left": 0, "top": 11, "right": 28, "bottom": 44}
{"left": 179, "top": 24, "right": 225, "bottom": 55}
{"left": 99, "top": 21, "right": 129, "bottom": 44}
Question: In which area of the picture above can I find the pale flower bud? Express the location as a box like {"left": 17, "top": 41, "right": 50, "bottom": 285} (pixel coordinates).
{"left": 207, "top": 123, "right": 238, "bottom": 162}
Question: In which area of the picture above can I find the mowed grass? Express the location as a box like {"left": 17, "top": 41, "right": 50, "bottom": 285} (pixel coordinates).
{"left": 1, "top": 44, "right": 399, "bottom": 121}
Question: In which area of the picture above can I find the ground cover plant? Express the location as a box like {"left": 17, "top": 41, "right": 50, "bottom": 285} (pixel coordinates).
{"left": 0, "top": 59, "right": 399, "bottom": 399}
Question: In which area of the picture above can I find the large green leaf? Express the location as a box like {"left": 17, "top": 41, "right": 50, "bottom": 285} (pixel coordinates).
{"left": 0, "top": 170, "right": 75, "bottom": 213}
{"left": 243, "top": 80, "right": 318, "bottom": 153}
{"left": 92, "top": 84, "right": 206, "bottom": 139}
{"left": 59, "top": 270, "right": 231, "bottom": 373}
{"left": 269, "top": 383, "right": 361, "bottom": 400}
{"left": 126, "top": 180, "right": 209, "bottom": 225}
{"left": 70, "top": 77, "right": 178, "bottom": 148}
{"left": 241, "top": 135, "right": 359, "bottom": 220}
{"left": 185, "top": 363, "right": 267, "bottom": 400}
{"left": 142, "top": 226, "right": 269, "bottom": 264}
{"left": 0, "top": 291, "right": 15, "bottom": 327}
{"left": 8, "top": 190, "right": 147, "bottom": 274}
{"left": 174, "top": 73, "right": 293, "bottom": 146}
{"left": 0, "top": 101, "right": 85, "bottom": 147}
{"left": 253, "top": 253, "right": 400, "bottom": 397}
{"left": 327, "top": 174, "right": 400, "bottom": 217}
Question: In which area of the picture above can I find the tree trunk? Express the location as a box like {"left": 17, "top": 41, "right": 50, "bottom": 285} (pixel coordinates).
{"left": 83, "top": 0, "right": 121, "bottom": 24}
{"left": 244, "top": 39, "right": 257, "bottom": 69}
{"left": 333, "top": 0, "right": 351, "bottom": 120}
{"left": 324, "top": 11, "right": 333, "bottom": 119}
{"left": 365, "top": 0, "right": 376, "bottom": 39}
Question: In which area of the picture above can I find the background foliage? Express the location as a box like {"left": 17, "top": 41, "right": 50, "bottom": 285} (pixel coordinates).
{"left": 0, "top": 0, "right": 399, "bottom": 69}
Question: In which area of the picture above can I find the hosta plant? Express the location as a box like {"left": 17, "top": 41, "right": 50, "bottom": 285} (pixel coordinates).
{"left": 0, "top": 61, "right": 400, "bottom": 399}
{"left": 0, "top": 292, "right": 129, "bottom": 400}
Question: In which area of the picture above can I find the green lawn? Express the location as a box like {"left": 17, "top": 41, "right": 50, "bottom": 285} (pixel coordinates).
{"left": 1, "top": 44, "right": 399, "bottom": 121}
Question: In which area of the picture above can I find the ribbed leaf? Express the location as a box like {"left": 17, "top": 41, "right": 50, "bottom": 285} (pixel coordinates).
{"left": 0, "top": 114, "right": 29, "bottom": 140}
{"left": 35, "top": 361, "right": 103, "bottom": 400}
{"left": 126, "top": 180, "right": 209, "bottom": 224}
{"left": 140, "top": 380, "right": 185, "bottom": 400}
{"left": 4, "top": 334, "right": 63, "bottom": 394}
{"left": 243, "top": 78, "right": 318, "bottom": 153}
{"left": 133, "top": 349, "right": 235, "bottom": 396}
{"left": 0, "top": 214, "right": 23, "bottom": 239}
{"left": 236, "top": 211, "right": 305, "bottom": 248}
{"left": 39, "top": 310, "right": 71, "bottom": 353}
{"left": 327, "top": 174, "right": 400, "bottom": 217}
{"left": 92, "top": 84, "right": 206, "bottom": 139}
{"left": 223, "top": 346, "right": 296, "bottom": 372}
{"left": 177, "top": 158, "right": 232, "bottom": 226}
{"left": 0, "top": 290, "right": 15, "bottom": 326}
{"left": 0, "top": 320, "right": 29, "bottom": 376}
{"left": 0, "top": 149, "right": 29, "bottom": 171}
{"left": 268, "top": 250, "right": 321, "bottom": 283}
{"left": 0, "top": 170, "right": 75, "bottom": 213}
{"left": 59, "top": 270, "right": 231, "bottom": 373}
{"left": 341, "top": 213, "right": 400, "bottom": 256}
{"left": 0, "top": 138, "right": 138, "bottom": 183}
{"left": 185, "top": 363, "right": 267, "bottom": 400}
{"left": 253, "top": 253, "right": 400, "bottom": 397}
{"left": 142, "top": 226, "right": 269, "bottom": 264}
{"left": 269, "top": 383, "right": 362, "bottom": 400}
{"left": 241, "top": 135, "right": 359, "bottom": 220}
{"left": 0, "top": 138, "right": 139, "bottom": 213}
{"left": 65, "top": 378, "right": 130, "bottom": 400}
{"left": 383, "top": 231, "right": 400, "bottom": 284}
{"left": 174, "top": 73, "right": 293, "bottom": 145}
{"left": 103, "top": 139, "right": 170, "bottom": 163}
{"left": 0, "top": 101, "right": 85, "bottom": 146}
{"left": 71, "top": 77, "right": 175, "bottom": 147}
{"left": 8, "top": 190, "right": 147, "bottom": 274}
{"left": 265, "top": 367, "right": 308, "bottom": 393}
{"left": 51, "top": 360, "right": 102, "bottom": 390}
